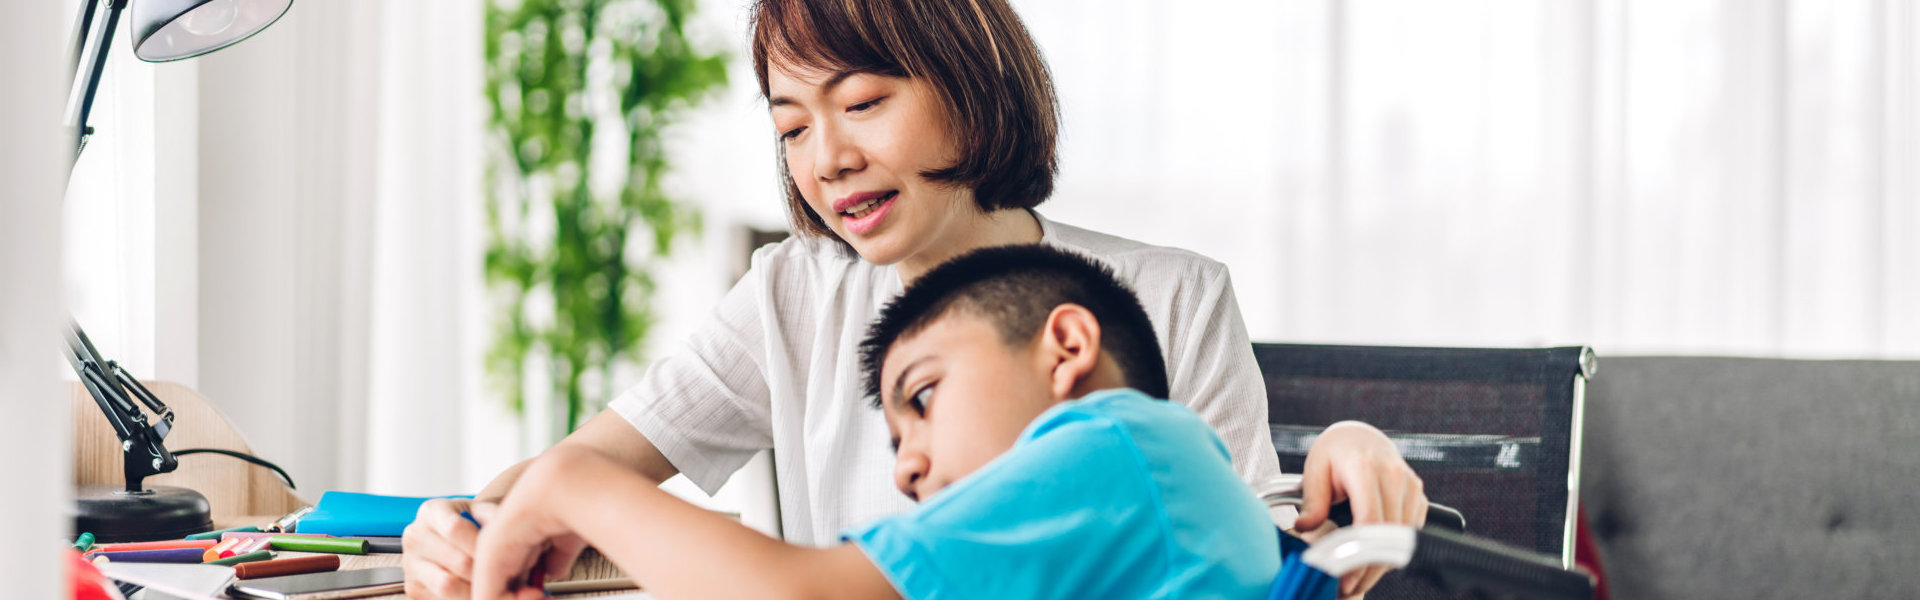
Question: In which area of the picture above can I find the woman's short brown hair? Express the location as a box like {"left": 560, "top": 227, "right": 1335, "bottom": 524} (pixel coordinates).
{"left": 750, "top": 0, "right": 1060, "bottom": 240}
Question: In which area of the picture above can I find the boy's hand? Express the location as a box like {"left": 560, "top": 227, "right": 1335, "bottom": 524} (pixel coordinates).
{"left": 402, "top": 497, "right": 486, "bottom": 599}
{"left": 1293, "top": 420, "right": 1428, "bottom": 600}
{"left": 470, "top": 448, "right": 598, "bottom": 600}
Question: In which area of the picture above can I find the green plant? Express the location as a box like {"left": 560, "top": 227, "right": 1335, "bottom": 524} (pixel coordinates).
{"left": 483, "top": 0, "right": 727, "bottom": 438}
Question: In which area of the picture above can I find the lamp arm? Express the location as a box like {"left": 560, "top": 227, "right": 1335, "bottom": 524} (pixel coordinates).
{"left": 113, "top": 362, "right": 176, "bottom": 437}
{"left": 65, "top": 321, "right": 179, "bottom": 493}
{"left": 71, "top": 0, "right": 100, "bottom": 74}
{"left": 69, "top": 0, "right": 128, "bottom": 157}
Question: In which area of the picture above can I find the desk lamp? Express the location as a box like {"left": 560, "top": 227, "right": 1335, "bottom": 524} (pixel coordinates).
{"left": 66, "top": 0, "right": 293, "bottom": 542}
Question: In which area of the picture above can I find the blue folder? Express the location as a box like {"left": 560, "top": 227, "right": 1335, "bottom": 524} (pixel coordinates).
{"left": 295, "top": 491, "right": 473, "bottom": 537}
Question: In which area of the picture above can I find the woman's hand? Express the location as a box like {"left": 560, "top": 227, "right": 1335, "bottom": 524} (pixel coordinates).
{"left": 1292, "top": 420, "right": 1427, "bottom": 600}
{"left": 401, "top": 498, "right": 484, "bottom": 599}
{"left": 469, "top": 447, "right": 598, "bottom": 600}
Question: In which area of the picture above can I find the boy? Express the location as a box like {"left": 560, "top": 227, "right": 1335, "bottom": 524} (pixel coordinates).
{"left": 469, "top": 245, "right": 1422, "bottom": 599}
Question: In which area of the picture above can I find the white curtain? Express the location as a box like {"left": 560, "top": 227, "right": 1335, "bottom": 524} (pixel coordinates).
{"left": 188, "top": 0, "right": 493, "bottom": 497}
{"left": 1013, "top": 0, "right": 1920, "bottom": 359}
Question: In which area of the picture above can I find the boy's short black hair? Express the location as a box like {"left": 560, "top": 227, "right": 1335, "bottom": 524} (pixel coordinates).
{"left": 858, "top": 244, "right": 1169, "bottom": 408}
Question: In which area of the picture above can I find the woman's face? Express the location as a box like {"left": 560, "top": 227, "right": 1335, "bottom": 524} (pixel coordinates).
{"left": 768, "top": 65, "right": 981, "bottom": 268}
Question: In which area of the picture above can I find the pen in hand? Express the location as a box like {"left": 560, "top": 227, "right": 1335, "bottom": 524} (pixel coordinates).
{"left": 464, "top": 509, "right": 551, "bottom": 595}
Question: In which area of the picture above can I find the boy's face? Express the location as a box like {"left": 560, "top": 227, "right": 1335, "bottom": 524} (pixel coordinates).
{"left": 877, "top": 310, "right": 1059, "bottom": 502}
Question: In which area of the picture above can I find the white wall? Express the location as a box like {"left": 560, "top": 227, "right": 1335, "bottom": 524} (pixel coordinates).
{"left": 1, "top": 1, "right": 72, "bottom": 595}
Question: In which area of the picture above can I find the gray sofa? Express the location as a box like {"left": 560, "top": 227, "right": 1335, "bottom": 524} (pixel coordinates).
{"left": 1580, "top": 357, "right": 1920, "bottom": 599}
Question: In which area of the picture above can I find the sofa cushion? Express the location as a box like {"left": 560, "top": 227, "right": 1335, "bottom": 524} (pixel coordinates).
{"left": 1581, "top": 357, "right": 1920, "bottom": 599}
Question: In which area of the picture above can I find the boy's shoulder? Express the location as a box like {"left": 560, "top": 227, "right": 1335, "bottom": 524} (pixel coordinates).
{"left": 1024, "top": 389, "right": 1227, "bottom": 457}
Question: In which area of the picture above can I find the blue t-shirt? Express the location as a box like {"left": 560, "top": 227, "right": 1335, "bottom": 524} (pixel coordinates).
{"left": 844, "top": 388, "right": 1280, "bottom": 600}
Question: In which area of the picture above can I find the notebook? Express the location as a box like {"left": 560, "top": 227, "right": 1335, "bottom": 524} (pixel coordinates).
{"left": 294, "top": 491, "right": 472, "bottom": 537}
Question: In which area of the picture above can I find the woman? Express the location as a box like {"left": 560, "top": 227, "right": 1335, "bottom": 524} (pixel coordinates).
{"left": 404, "top": 1, "right": 1425, "bottom": 598}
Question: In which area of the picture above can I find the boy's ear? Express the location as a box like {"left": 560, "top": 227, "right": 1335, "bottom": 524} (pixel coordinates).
{"left": 1037, "top": 304, "right": 1103, "bottom": 401}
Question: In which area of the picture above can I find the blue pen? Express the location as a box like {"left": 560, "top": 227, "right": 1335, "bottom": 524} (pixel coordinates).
{"left": 460, "top": 511, "right": 483, "bottom": 529}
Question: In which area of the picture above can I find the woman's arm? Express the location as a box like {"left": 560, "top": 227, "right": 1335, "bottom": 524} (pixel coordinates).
{"left": 1161, "top": 262, "right": 1287, "bottom": 491}
{"left": 471, "top": 444, "right": 899, "bottom": 600}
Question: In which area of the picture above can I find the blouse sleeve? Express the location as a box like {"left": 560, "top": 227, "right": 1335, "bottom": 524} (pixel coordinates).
{"left": 606, "top": 246, "right": 782, "bottom": 494}
{"left": 1163, "top": 263, "right": 1287, "bottom": 496}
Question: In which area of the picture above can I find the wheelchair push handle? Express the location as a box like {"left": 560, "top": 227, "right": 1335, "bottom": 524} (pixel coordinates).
{"left": 1260, "top": 489, "right": 1466, "bottom": 533}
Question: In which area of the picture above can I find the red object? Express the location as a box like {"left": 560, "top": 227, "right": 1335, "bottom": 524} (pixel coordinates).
{"left": 1573, "top": 502, "right": 1612, "bottom": 600}
{"left": 67, "top": 549, "right": 119, "bottom": 600}
{"left": 528, "top": 560, "right": 549, "bottom": 593}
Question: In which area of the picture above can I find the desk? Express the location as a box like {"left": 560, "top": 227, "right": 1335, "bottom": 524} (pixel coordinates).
{"left": 224, "top": 516, "right": 637, "bottom": 599}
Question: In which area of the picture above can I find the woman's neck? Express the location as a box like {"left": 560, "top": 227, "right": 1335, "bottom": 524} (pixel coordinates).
{"left": 896, "top": 209, "right": 1043, "bottom": 284}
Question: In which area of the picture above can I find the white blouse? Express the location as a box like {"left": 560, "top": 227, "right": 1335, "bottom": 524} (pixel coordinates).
{"left": 610, "top": 212, "right": 1284, "bottom": 545}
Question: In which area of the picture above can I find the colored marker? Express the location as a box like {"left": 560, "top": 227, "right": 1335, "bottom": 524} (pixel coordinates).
{"left": 221, "top": 531, "right": 335, "bottom": 543}
{"left": 236, "top": 537, "right": 271, "bottom": 555}
{"left": 268, "top": 506, "right": 314, "bottom": 533}
{"left": 72, "top": 532, "right": 94, "bottom": 552}
{"left": 205, "top": 550, "right": 277, "bottom": 566}
{"left": 87, "top": 539, "right": 218, "bottom": 554}
{"left": 357, "top": 536, "right": 404, "bottom": 554}
{"left": 186, "top": 525, "right": 262, "bottom": 541}
{"left": 544, "top": 578, "right": 638, "bottom": 595}
{"left": 234, "top": 554, "right": 340, "bottom": 579}
{"left": 266, "top": 536, "right": 368, "bottom": 555}
{"left": 88, "top": 548, "right": 207, "bottom": 563}
{"left": 204, "top": 537, "right": 244, "bottom": 561}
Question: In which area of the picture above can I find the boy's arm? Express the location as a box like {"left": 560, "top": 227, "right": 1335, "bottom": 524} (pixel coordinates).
{"left": 470, "top": 444, "right": 901, "bottom": 600}
{"left": 405, "top": 410, "right": 681, "bottom": 599}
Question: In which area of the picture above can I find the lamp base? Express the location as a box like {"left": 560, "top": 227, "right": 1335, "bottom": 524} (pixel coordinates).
{"left": 75, "top": 484, "right": 213, "bottom": 543}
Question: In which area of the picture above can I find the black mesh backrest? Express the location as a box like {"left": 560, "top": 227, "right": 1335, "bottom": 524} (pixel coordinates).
{"left": 1256, "top": 343, "right": 1593, "bottom": 599}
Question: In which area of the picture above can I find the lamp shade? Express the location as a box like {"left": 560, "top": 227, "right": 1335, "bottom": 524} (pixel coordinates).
{"left": 131, "top": 0, "right": 294, "bottom": 62}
